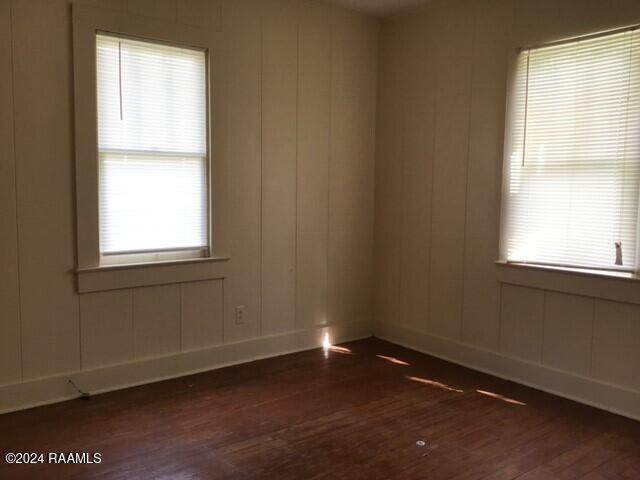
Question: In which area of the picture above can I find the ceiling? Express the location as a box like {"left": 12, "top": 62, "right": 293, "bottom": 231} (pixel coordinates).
{"left": 324, "top": 0, "right": 431, "bottom": 16}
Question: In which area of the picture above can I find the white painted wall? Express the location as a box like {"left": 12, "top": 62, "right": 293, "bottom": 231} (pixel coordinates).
{"left": 375, "top": 0, "right": 640, "bottom": 420}
{"left": 0, "top": 0, "right": 377, "bottom": 410}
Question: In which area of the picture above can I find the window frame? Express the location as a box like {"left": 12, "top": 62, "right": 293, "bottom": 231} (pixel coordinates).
{"left": 499, "top": 25, "right": 640, "bottom": 278}
{"left": 72, "top": 4, "right": 228, "bottom": 292}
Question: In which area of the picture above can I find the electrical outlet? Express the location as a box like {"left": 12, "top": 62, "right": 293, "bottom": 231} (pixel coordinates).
{"left": 235, "top": 305, "right": 246, "bottom": 325}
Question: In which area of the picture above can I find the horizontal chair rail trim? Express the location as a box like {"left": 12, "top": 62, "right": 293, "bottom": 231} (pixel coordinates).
{"left": 496, "top": 261, "right": 640, "bottom": 305}
{"left": 77, "top": 256, "right": 230, "bottom": 293}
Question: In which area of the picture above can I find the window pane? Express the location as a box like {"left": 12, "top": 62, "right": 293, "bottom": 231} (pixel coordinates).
{"left": 96, "top": 34, "right": 208, "bottom": 256}
{"left": 99, "top": 152, "right": 207, "bottom": 254}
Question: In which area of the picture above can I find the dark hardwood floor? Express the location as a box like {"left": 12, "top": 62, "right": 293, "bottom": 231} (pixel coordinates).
{"left": 0, "top": 338, "right": 638, "bottom": 479}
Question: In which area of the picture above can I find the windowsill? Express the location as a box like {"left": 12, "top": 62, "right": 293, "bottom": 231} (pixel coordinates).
{"left": 77, "top": 255, "right": 230, "bottom": 294}
{"left": 495, "top": 260, "right": 639, "bottom": 282}
{"left": 77, "top": 255, "right": 229, "bottom": 274}
{"left": 495, "top": 260, "right": 640, "bottom": 305}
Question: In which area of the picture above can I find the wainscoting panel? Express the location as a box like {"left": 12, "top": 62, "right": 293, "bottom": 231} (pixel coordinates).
{"left": 542, "top": 292, "right": 593, "bottom": 377}
{"left": 592, "top": 300, "right": 640, "bottom": 391}
{"left": 499, "top": 284, "right": 544, "bottom": 363}
{"left": 80, "top": 289, "right": 134, "bottom": 370}
{"left": 181, "top": 280, "right": 225, "bottom": 351}
{"left": 133, "top": 284, "right": 181, "bottom": 359}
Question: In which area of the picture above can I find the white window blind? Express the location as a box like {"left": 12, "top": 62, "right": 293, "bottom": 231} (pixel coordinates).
{"left": 504, "top": 28, "right": 640, "bottom": 272}
{"left": 96, "top": 34, "right": 208, "bottom": 257}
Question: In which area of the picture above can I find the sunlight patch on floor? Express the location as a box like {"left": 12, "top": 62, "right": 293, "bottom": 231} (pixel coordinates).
{"left": 377, "top": 355, "right": 410, "bottom": 366}
{"left": 329, "top": 345, "right": 353, "bottom": 354}
{"left": 476, "top": 389, "right": 526, "bottom": 406}
{"left": 406, "top": 376, "right": 464, "bottom": 393}
{"left": 322, "top": 333, "right": 353, "bottom": 357}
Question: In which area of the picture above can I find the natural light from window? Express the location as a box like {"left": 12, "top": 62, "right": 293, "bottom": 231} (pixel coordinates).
{"left": 503, "top": 28, "right": 640, "bottom": 273}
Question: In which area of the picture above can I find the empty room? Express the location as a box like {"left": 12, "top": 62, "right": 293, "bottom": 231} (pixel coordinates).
{"left": 0, "top": 0, "right": 639, "bottom": 478}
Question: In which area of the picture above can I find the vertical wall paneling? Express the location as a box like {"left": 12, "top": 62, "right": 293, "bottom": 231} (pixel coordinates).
{"left": 461, "top": 0, "right": 512, "bottom": 350}
{"left": 592, "top": 300, "right": 640, "bottom": 390}
{"left": 133, "top": 284, "right": 181, "bottom": 359}
{"left": 397, "top": 14, "right": 435, "bottom": 333}
{"left": 73, "top": 0, "right": 127, "bottom": 11}
{"left": 0, "top": 0, "right": 21, "bottom": 385}
{"left": 428, "top": 1, "right": 474, "bottom": 340}
{"left": 223, "top": 0, "right": 263, "bottom": 342}
{"left": 499, "top": 284, "right": 544, "bottom": 362}
{"left": 177, "top": 0, "right": 222, "bottom": 30}
{"left": 127, "top": 0, "right": 177, "bottom": 21}
{"left": 181, "top": 280, "right": 224, "bottom": 351}
{"left": 12, "top": 0, "right": 80, "bottom": 379}
{"left": 261, "top": 0, "right": 298, "bottom": 336}
{"left": 80, "top": 290, "right": 134, "bottom": 370}
{"left": 210, "top": 12, "right": 228, "bottom": 259}
{"left": 328, "top": 10, "right": 377, "bottom": 326}
{"left": 373, "top": 21, "right": 403, "bottom": 329}
{"left": 295, "top": 0, "right": 332, "bottom": 329}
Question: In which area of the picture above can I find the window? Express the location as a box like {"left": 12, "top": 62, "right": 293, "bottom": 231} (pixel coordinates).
{"left": 96, "top": 34, "right": 208, "bottom": 263}
{"left": 503, "top": 28, "right": 640, "bottom": 273}
{"left": 73, "top": 7, "right": 226, "bottom": 291}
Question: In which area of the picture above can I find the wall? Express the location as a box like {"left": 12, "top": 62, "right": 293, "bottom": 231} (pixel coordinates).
{"left": 375, "top": 0, "right": 640, "bottom": 420}
{"left": 0, "top": 0, "right": 377, "bottom": 412}
{"left": 2, "top": 0, "right": 638, "bottom": 421}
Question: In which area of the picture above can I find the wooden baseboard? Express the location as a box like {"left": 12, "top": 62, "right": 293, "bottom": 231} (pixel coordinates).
{"left": 374, "top": 321, "right": 640, "bottom": 422}
{"left": 0, "top": 322, "right": 372, "bottom": 414}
